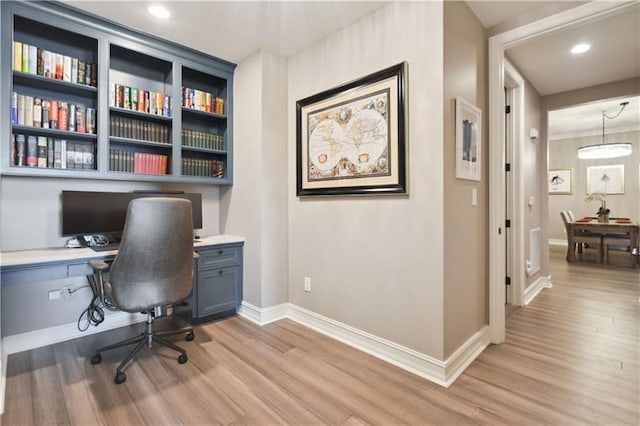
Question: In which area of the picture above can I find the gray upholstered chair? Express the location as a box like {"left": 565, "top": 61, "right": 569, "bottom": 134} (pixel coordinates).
{"left": 89, "top": 197, "right": 197, "bottom": 384}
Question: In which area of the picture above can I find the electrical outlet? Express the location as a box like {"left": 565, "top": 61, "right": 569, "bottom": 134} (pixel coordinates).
{"left": 304, "top": 277, "right": 311, "bottom": 292}
{"left": 62, "top": 285, "right": 76, "bottom": 301}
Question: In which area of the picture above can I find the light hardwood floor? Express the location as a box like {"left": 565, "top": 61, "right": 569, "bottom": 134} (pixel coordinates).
{"left": 3, "top": 245, "right": 639, "bottom": 425}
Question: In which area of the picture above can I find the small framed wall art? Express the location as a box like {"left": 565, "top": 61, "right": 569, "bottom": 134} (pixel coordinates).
{"left": 548, "top": 169, "right": 572, "bottom": 194}
{"left": 586, "top": 164, "right": 624, "bottom": 194}
{"left": 455, "top": 97, "right": 482, "bottom": 181}
{"left": 296, "top": 62, "right": 408, "bottom": 196}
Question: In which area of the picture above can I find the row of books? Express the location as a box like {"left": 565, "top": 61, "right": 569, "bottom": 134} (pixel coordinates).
{"left": 182, "top": 158, "right": 225, "bottom": 178}
{"left": 109, "top": 149, "right": 168, "bottom": 175}
{"left": 182, "top": 87, "right": 225, "bottom": 115}
{"left": 10, "top": 133, "right": 95, "bottom": 170}
{"left": 110, "top": 116, "right": 171, "bottom": 144}
{"left": 181, "top": 129, "right": 224, "bottom": 151}
{"left": 13, "top": 41, "right": 97, "bottom": 87}
{"left": 109, "top": 83, "right": 171, "bottom": 117}
{"left": 11, "top": 92, "right": 96, "bottom": 134}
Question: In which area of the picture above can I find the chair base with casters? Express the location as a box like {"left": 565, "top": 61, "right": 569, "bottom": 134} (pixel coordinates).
{"left": 90, "top": 310, "right": 195, "bottom": 384}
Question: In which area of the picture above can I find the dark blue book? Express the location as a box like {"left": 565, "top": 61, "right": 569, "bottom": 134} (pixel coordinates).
{"left": 11, "top": 92, "right": 17, "bottom": 124}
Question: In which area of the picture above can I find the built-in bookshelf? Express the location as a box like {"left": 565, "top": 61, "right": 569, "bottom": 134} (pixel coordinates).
{"left": 8, "top": 14, "right": 98, "bottom": 175}
{"left": 1, "top": 1, "right": 235, "bottom": 184}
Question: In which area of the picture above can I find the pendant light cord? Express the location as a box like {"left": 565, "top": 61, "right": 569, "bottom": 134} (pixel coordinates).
{"left": 601, "top": 101, "right": 628, "bottom": 144}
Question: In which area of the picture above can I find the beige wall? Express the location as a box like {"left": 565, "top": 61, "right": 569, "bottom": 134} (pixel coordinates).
{"left": 443, "top": 1, "right": 488, "bottom": 358}
{"left": 548, "top": 130, "right": 640, "bottom": 240}
{"left": 522, "top": 79, "right": 543, "bottom": 287}
{"left": 1, "top": 177, "right": 220, "bottom": 251}
{"left": 287, "top": 1, "right": 445, "bottom": 358}
{"left": 221, "top": 50, "right": 289, "bottom": 308}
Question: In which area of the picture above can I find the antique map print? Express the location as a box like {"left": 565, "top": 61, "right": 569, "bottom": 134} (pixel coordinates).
{"left": 307, "top": 90, "right": 390, "bottom": 182}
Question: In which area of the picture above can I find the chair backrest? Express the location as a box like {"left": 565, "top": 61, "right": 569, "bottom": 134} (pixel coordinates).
{"left": 566, "top": 210, "right": 576, "bottom": 222}
{"left": 560, "top": 211, "right": 575, "bottom": 234}
{"left": 109, "top": 197, "right": 194, "bottom": 312}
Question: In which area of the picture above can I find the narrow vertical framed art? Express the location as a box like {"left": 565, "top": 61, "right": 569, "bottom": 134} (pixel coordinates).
{"left": 296, "top": 62, "right": 408, "bottom": 196}
{"left": 455, "top": 97, "right": 482, "bottom": 181}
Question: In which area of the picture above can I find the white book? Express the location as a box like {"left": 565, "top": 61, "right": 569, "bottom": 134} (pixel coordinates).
{"left": 61, "top": 140, "right": 67, "bottom": 169}
{"left": 43, "top": 50, "right": 52, "bottom": 78}
{"left": 63, "top": 55, "right": 72, "bottom": 82}
{"left": 28, "top": 45, "right": 37, "bottom": 74}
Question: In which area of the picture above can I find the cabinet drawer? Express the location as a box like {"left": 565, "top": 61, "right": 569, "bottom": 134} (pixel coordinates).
{"left": 197, "top": 245, "right": 241, "bottom": 270}
{"left": 196, "top": 266, "right": 240, "bottom": 318}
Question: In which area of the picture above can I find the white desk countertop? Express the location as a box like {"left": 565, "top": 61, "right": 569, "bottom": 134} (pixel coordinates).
{"left": 1, "top": 234, "right": 245, "bottom": 268}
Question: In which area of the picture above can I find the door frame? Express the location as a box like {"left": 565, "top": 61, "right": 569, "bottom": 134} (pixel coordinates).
{"left": 487, "top": 0, "right": 636, "bottom": 343}
{"left": 504, "top": 59, "right": 525, "bottom": 308}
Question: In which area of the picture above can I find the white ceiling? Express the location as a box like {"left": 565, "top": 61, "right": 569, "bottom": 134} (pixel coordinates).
{"left": 467, "top": 1, "right": 640, "bottom": 136}
{"left": 466, "top": 0, "right": 566, "bottom": 29}
{"left": 548, "top": 96, "right": 640, "bottom": 139}
{"left": 64, "top": 1, "right": 390, "bottom": 64}
{"left": 505, "top": 4, "right": 640, "bottom": 96}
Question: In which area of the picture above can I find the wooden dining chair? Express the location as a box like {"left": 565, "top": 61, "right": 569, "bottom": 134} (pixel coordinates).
{"left": 603, "top": 233, "right": 634, "bottom": 267}
{"left": 560, "top": 211, "right": 603, "bottom": 263}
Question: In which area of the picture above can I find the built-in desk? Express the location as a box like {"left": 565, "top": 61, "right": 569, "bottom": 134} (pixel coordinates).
{"left": 1, "top": 235, "right": 244, "bottom": 325}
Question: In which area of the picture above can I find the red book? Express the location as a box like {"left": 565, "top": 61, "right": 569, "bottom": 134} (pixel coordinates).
{"left": 49, "top": 100, "right": 59, "bottom": 128}
{"left": 58, "top": 102, "right": 68, "bottom": 131}
{"left": 134, "top": 152, "right": 141, "bottom": 173}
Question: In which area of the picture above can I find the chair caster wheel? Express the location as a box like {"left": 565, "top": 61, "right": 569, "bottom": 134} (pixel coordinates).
{"left": 186, "top": 332, "right": 194, "bottom": 341}
{"left": 114, "top": 372, "right": 127, "bottom": 384}
{"left": 90, "top": 354, "right": 102, "bottom": 364}
{"left": 178, "top": 353, "right": 188, "bottom": 364}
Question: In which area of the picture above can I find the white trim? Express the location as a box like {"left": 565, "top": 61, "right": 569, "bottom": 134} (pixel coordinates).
{"left": 442, "top": 326, "right": 490, "bottom": 386}
{"left": 2, "top": 311, "right": 145, "bottom": 355}
{"left": 549, "top": 239, "right": 567, "bottom": 246}
{"left": 504, "top": 59, "right": 526, "bottom": 308}
{"left": 524, "top": 275, "right": 553, "bottom": 305}
{"left": 240, "top": 302, "right": 490, "bottom": 388}
{"left": 488, "top": 0, "right": 637, "bottom": 345}
{"left": 238, "top": 301, "right": 288, "bottom": 325}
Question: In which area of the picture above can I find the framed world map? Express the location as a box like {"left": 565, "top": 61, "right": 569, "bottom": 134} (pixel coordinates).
{"left": 296, "top": 63, "right": 408, "bottom": 196}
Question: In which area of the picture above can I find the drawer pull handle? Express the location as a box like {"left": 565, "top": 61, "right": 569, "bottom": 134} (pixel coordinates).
{"left": 218, "top": 250, "right": 223, "bottom": 255}
{"left": 219, "top": 270, "right": 223, "bottom": 275}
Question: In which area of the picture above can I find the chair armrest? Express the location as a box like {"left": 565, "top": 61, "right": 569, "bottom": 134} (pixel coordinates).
{"left": 89, "top": 259, "right": 110, "bottom": 271}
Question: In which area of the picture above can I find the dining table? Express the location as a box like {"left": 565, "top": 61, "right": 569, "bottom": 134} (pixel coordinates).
{"left": 567, "top": 218, "right": 639, "bottom": 267}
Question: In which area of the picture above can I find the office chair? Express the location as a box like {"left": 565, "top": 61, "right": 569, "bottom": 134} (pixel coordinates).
{"left": 88, "top": 197, "right": 196, "bottom": 384}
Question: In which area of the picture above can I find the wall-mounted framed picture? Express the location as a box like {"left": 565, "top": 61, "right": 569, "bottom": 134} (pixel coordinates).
{"left": 586, "top": 164, "right": 624, "bottom": 194}
{"left": 296, "top": 62, "right": 407, "bottom": 196}
{"left": 548, "top": 169, "right": 572, "bottom": 194}
{"left": 455, "top": 97, "right": 482, "bottom": 181}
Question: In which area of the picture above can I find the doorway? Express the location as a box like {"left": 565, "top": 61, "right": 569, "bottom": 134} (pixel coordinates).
{"left": 487, "top": 1, "right": 634, "bottom": 344}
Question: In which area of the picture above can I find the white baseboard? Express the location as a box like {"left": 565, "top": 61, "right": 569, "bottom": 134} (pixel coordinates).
{"left": 2, "top": 311, "right": 146, "bottom": 355}
{"left": 549, "top": 239, "right": 567, "bottom": 246}
{"left": 239, "top": 302, "right": 490, "bottom": 388}
{"left": 238, "top": 301, "right": 288, "bottom": 325}
{"left": 524, "top": 275, "right": 553, "bottom": 305}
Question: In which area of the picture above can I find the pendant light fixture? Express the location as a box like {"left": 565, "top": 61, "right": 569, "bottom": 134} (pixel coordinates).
{"left": 578, "top": 101, "right": 632, "bottom": 159}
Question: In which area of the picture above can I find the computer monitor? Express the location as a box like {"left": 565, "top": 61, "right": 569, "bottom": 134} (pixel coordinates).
{"left": 61, "top": 190, "right": 203, "bottom": 238}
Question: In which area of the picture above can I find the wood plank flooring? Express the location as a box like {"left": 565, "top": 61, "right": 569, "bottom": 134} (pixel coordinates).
{"left": 3, "top": 245, "right": 639, "bottom": 425}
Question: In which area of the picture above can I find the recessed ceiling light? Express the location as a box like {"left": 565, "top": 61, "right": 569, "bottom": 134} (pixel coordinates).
{"left": 570, "top": 43, "right": 590, "bottom": 55}
{"left": 148, "top": 5, "right": 170, "bottom": 19}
